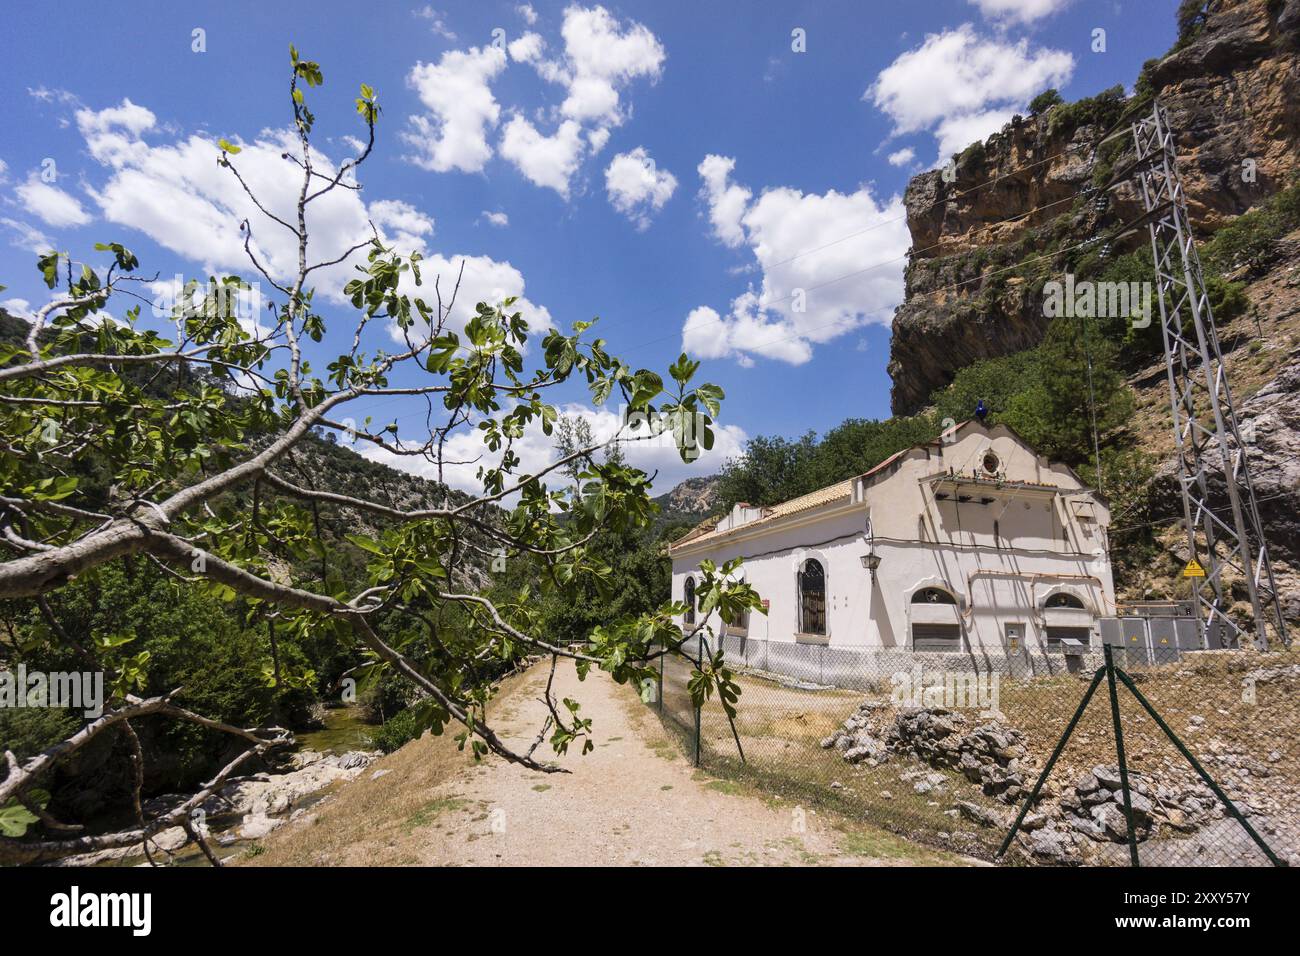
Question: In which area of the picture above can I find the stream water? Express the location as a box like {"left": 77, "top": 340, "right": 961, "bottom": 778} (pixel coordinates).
{"left": 296, "top": 705, "right": 374, "bottom": 755}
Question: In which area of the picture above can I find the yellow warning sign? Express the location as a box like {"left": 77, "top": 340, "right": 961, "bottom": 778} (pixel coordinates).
{"left": 1182, "top": 558, "right": 1206, "bottom": 578}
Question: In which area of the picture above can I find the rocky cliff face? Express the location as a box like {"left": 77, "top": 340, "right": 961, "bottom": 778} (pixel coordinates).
{"left": 1227, "top": 347, "right": 1300, "bottom": 622}
{"left": 888, "top": 0, "right": 1300, "bottom": 415}
{"left": 1150, "top": 344, "right": 1300, "bottom": 624}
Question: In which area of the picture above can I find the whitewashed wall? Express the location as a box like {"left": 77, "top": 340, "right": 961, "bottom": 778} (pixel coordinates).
{"left": 670, "top": 424, "right": 1115, "bottom": 662}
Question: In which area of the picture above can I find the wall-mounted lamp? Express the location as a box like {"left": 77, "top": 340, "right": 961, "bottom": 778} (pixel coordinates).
{"left": 860, "top": 551, "right": 881, "bottom": 581}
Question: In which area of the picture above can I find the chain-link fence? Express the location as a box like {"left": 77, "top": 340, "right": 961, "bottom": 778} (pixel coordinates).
{"left": 642, "top": 636, "right": 1299, "bottom": 866}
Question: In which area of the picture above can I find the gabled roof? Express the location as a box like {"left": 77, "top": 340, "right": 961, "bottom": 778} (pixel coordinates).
{"left": 668, "top": 478, "right": 855, "bottom": 552}
{"left": 667, "top": 418, "right": 1100, "bottom": 555}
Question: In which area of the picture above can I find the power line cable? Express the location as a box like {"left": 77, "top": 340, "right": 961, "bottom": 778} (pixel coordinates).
{"left": 615, "top": 125, "right": 1146, "bottom": 357}
{"left": 617, "top": 192, "right": 1081, "bottom": 355}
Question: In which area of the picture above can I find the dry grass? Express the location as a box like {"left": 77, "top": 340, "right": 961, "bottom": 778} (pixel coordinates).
{"left": 237, "top": 667, "right": 538, "bottom": 867}
{"left": 658, "top": 658, "right": 975, "bottom": 849}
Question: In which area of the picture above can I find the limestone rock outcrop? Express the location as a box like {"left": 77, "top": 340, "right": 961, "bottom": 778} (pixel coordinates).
{"left": 888, "top": 0, "right": 1300, "bottom": 415}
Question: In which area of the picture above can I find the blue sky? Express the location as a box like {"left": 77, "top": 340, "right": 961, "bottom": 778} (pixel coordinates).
{"left": 0, "top": 0, "right": 1177, "bottom": 493}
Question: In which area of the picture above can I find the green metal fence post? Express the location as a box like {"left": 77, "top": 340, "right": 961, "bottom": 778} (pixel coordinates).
{"left": 694, "top": 636, "right": 703, "bottom": 767}
{"left": 1103, "top": 643, "right": 1140, "bottom": 867}
{"left": 998, "top": 664, "right": 1106, "bottom": 859}
{"left": 658, "top": 648, "right": 664, "bottom": 714}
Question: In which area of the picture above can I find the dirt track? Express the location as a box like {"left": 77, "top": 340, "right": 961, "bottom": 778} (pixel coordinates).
{"left": 248, "top": 661, "right": 959, "bottom": 866}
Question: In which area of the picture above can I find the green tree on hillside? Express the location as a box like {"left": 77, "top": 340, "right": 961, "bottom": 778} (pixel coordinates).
{"left": 1028, "top": 89, "right": 1064, "bottom": 115}
{"left": 810, "top": 416, "right": 939, "bottom": 486}
{"left": 1004, "top": 317, "right": 1133, "bottom": 470}
{"left": 714, "top": 314, "right": 1137, "bottom": 519}
{"left": 716, "top": 431, "right": 821, "bottom": 509}
{"left": 931, "top": 350, "right": 1040, "bottom": 429}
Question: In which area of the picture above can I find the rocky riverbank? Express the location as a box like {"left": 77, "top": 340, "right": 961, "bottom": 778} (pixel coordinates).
{"left": 57, "top": 748, "right": 381, "bottom": 867}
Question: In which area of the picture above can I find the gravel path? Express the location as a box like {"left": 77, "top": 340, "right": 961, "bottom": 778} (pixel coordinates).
{"left": 248, "top": 660, "right": 961, "bottom": 866}
{"left": 386, "top": 661, "right": 896, "bottom": 866}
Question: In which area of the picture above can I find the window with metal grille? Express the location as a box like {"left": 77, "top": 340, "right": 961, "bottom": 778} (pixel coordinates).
{"left": 726, "top": 606, "right": 750, "bottom": 636}
{"left": 683, "top": 577, "right": 696, "bottom": 625}
{"left": 1045, "top": 626, "right": 1091, "bottom": 647}
{"left": 912, "top": 587, "right": 957, "bottom": 605}
{"left": 798, "top": 559, "right": 826, "bottom": 635}
{"left": 911, "top": 623, "right": 962, "bottom": 652}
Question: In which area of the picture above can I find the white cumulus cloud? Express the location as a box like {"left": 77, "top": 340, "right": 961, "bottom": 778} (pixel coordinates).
{"left": 363, "top": 400, "right": 746, "bottom": 500}
{"left": 403, "top": 46, "right": 508, "bottom": 173}
{"left": 604, "top": 147, "right": 677, "bottom": 229}
{"left": 499, "top": 116, "right": 586, "bottom": 197}
{"left": 413, "top": 5, "right": 458, "bottom": 40}
{"left": 686, "top": 157, "right": 909, "bottom": 367}
{"left": 69, "top": 99, "right": 551, "bottom": 339}
{"left": 968, "top": 0, "right": 1073, "bottom": 25}
{"left": 552, "top": 5, "right": 665, "bottom": 128}
{"left": 1, "top": 297, "right": 34, "bottom": 319}
{"left": 934, "top": 107, "right": 1019, "bottom": 160}
{"left": 3, "top": 217, "right": 55, "bottom": 254}
{"left": 16, "top": 174, "right": 92, "bottom": 228}
{"left": 508, "top": 32, "right": 545, "bottom": 64}
{"left": 696, "top": 154, "right": 751, "bottom": 249}
{"left": 400, "top": 5, "right": 665, "bottom": 200}
{"left": 868, "top": 24, "right": 1073, "bottom": 161}
{"left": 587, "top": 127, "right": 611, "bottom": 155}
{"left": 368, "top": 199, "right": 435, "bottom": 247}
{"left": 886, "top": 147, "right": 916, "bottom": 168}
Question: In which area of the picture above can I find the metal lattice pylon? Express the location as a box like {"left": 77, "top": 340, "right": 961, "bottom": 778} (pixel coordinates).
{"left": 1131, "top": 103, "right": 1288, "bottom": 651}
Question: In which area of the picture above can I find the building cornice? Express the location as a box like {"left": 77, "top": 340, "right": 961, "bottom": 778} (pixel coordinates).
{"left": 669, "top": 498, "right": 862, "bottom": 558}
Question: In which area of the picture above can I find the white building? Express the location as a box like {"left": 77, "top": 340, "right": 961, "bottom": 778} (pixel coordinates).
{"left": 669, "top": 421, "right": 1114, "bottom": 682}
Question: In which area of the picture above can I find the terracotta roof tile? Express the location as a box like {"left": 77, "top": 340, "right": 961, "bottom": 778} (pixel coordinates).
{"left": 669, "top": 479, "right": 854, "bottom": 551}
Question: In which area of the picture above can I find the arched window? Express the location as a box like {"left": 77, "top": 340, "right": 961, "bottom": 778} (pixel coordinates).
{"left": 912, "top": 587, "right": 957, "bottom": 605}
{"left": 910, "top": 585, "right": 960, "bottom": 652}
{"left": 683, "top": 577, "right": 696, "bottom": 625}
{"left": 798, "top": 559, "right": 826, "bottom": 635}
{"left": 1044, "top": 591, "right": 1091, "bottom": 649}
{"left": 727, "top": 606, "right": 750, "bottom": 636}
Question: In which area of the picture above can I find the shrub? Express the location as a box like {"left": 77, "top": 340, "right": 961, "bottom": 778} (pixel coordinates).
{"left": 370, "top": 707, "right": 424, "bottom": 754}
{"left": 1206, "top": 275, "right": 1249, "bottom": 324}
{"left": 959, "top": 139, "right": 987, "bottom": 167}
{"left": 931, "top": 349, "right": 1040, "bottom": 427}
{"left": 0, "top": 707, "right": 79, "bottom": 763}
{"left": 1046, "top": 85, "right": 1126, "bottom": 139}
{"left": 1202, "top": 181, "right": 1300, "bottom": 276}
{"left": 1176, "top": 0, "right": 1212, "bottom": 43}
{"left": 357, "top": 668, "right": 423, "bottom": 724}
{"left": 1029, "top": 89, "right": 1064, "bottom": 115}
{"left": 13, "top": 563, "right": 281, "bottom": 792}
